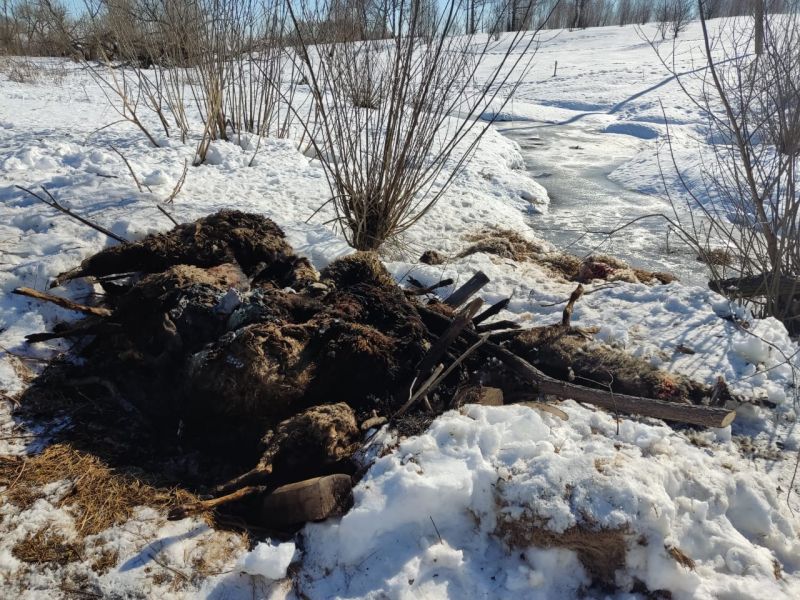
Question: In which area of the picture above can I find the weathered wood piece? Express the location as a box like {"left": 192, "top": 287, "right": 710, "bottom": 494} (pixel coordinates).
{"left": 709, "top": 273, "right": 800, "bottom": 298}
{"left": 260, "top": 474, "right": 353, "bottom": 527}
{"left": 407, "top": 277, "right": 455, "bottom": 295}
{"left": 444, "top": 271, "right": 490, "bottom": 307}
{"left": 13, "top": 287, "right": 112, "bottom": 318}
{"left": 473, "top": 297, "right": 511, "bottom": 325}
{"left": 414, "top": 298, "right": 483, "bottom": 380}
{"left": 475, "top": 320, "right": 521, "bottom": 333}
{"left": 488, "top": 342, "right": 736, "bottom": 428}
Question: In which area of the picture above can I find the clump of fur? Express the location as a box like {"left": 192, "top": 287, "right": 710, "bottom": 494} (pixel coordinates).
{"left": 321, "top": 251, "right": 397, "bottom": 290}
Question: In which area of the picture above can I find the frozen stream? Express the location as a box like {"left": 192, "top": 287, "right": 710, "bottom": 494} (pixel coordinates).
{"left": 499, "top": 120, "right": 711, "bottom": 287}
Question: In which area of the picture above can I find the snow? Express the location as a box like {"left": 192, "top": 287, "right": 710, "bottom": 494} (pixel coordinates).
{"left": 237, "top": 542, "right": 297, "bottom": 581}
{"left": 300, "top": 403, "right": 799, "bottom": 599}
{"left": 1, "top": 18, "right": 800, "bottom": 600}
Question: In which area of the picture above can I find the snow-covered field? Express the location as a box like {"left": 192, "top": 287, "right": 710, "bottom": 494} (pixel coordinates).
{"left": 1, "top": 19, "right": 799, "bottom": 599}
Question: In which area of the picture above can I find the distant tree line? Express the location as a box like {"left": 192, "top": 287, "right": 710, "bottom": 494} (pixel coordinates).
{"left": 0, "top": 0, "right": 797, "bottom": 57}
{"left": 488, "top": 0, "right": 795, "bottom": 33}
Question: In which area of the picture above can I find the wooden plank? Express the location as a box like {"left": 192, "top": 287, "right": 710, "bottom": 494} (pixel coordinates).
{"left": 414, "top": 298, "right": 483, "bottom": 379}
{"left": 444, "top": 271, "right": 490, "bottom": 307}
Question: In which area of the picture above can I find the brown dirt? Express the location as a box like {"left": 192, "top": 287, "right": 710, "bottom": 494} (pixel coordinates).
{"left": 495, "top": 513, "right": 628, "bottom": 586}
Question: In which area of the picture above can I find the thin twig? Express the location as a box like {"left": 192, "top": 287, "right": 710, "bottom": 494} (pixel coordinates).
{"left": 109, "top": 145, "right": 152, "bottom": 193}
{"left": 15, "top": 185, "right": 127, "bottom": 243}
{"left": 164, "top": 160, "right": 188, "bottom": 204}
{"left": 429, "top": 515, "right": 443, "bottom": 544}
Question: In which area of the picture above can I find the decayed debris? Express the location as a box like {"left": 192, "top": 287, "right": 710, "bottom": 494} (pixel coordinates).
{"left": 13, "top": 210, "right": 743, "bottom": 531}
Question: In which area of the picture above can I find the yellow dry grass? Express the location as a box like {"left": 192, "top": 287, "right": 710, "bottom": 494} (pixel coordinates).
{"left": 0, "top": 443, "right": 198, "bottom": 536}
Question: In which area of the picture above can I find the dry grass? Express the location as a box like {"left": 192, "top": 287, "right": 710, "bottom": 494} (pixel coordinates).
{"left": 12, "top": 528, "right": 83, "bottom": 566}
{"left": 457, "top": 228, "right": 675, "bottom": 284}
{"left": 89, "top": 546, "right": 120, "bottom": 574}
{"left": 459, "top": 227, "right": 546, "bottom": 262}
{"left": 0, "top": 57, "right": 39, "bottom": 83}
{"left": 0, "top": 443, "right": 198, "bottom": 536}
{"left": 496, "top": 513, "right": 628, "bottom": 586}
{"left": 773, "top": 558, "right": 783, "bottom": 581}
{"left": 697, "top": 248, "right": 736, "bottom": 267}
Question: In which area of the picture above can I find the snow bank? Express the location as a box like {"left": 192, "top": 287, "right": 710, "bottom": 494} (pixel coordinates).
{"left": 300, "top": 404, "right": 800, "bottom": 598}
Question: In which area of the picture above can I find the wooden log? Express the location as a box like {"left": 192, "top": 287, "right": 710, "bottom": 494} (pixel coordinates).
{"left": 418, "top": 306, "right": 737, "bottom": 429}
{"left": 444, "top": 271, "right": 490, "bottom": 307}
{"left": 260, "top": 474, "right": 353, "bottom": 527}
{"left": 485, "top": 342, "right": 736, "bottom": 428}
{"left": 13, "top": 287, "right": 112, "bottom": 318}
{"left": 709, "top": 273, "right": 800, "bottom": 299}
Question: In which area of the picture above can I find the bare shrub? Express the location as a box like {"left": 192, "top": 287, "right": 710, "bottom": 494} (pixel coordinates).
{"left": 655, "top": 9, "right": 800, "bottom": 333}
{"left": 287, "top": 0, "right": 553, "bottom": 251}
{"left": 80, "top": 0, "right": 298, "bottom": 163}
{"left": 0, "top": 55, "right": 66, "bottom": 83}
{"left": 0, "top": 55, "right": 39, "bottom": 81}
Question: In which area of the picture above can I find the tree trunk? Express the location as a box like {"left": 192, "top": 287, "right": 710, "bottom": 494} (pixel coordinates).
{"left": 754, "top": 0, "right": 764, "bottom": 55}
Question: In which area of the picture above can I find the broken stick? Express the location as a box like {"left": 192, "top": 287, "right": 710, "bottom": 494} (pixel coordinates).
{"left": 15, "top": 185, "right": 128, "bottom": 244}
{"left": 562, "top": 284, "right": 584, "bottom": 327}
{"left": 414, "top": 297, "right": 483, "bottom": 380}
{"left": 13, "top": 287, "right": 112, "bottom": 318}
{"left": 406, "top": 277, "right": 455, "bottom": 296}
{"left": 168, "top": 485, "right": 264, "bottom": 520}
{"left": 473, "top": 297, "right": 511, "bottom": 326}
